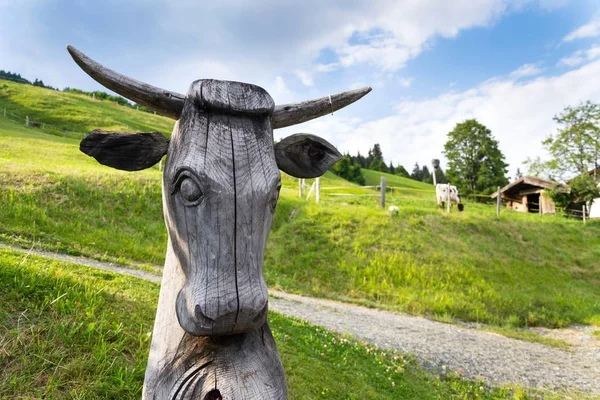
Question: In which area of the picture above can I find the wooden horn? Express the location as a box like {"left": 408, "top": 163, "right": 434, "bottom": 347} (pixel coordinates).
{"left": 66, "top": 45, "right": 186, "bottom": 119}
{"left": 271, "top": 87, "right": 372, "bottom": 129}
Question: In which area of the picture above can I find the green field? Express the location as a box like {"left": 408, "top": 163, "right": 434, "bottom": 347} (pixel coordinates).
{"left": 1, "top": 247, "right": 540, "bottom": 399}
{"left": 1, "top": 103, "right": 599, "bottom": 330}
{"left": 1, "top": 80, "right": 598, "bottom": 398}
{"left": 0, "top": 80, "right": 174, "bottom": 137}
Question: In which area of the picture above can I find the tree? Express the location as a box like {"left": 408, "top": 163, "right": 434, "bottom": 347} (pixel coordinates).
{"left": 514, "top": 168, "right": 523, "bottom": 181}
{"left": 367, "top": 144, "right": 384, "bottom": 166}
{"left": 369, "top": 158, "right": 388, "bottom": 172}
{"left": 331, "top": 155, "right": 365, "bottom": 185}
{"left": 421, "top": 165, "right": 431, "bottom": 182}
{"left": 410, "top": 162, "right": 423, "bottom": 181}
{"left": 388, "top": 162, "right": 395, "bottom": 175}
{"left": 443, "top": 119, "right": 508, "bottom": 195}
{"left": 425, "top": 166, "right": 448, "bottom": 184}
{"left": 528, "top": 101, "right": 600, "bottom": 181}
{"left": 526, "top": 101, "right": 600, "bottom": 208}
{"left": 395, "top": 164, "right": 410, "bottom": 178}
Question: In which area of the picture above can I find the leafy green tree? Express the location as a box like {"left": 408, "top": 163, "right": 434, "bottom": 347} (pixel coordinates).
{"left": 331, "top": 155, "right": 365, "bottom": 185}
{"left": 526, "top": 101, "right": 600, "bottom": 208}
{"left": 443, "top": 119, "right": 508, "bottom": 195}
{"left": 369, "top": 159, "right": 388, "bottom": 172}
{"left": 528, "top": 101, "right": 600, "bottom": 181}
{"left": 388, "top": 162, "right": 395, "bottom": 175}
{"left": 395, "top": 165, "right": 410, "bottom": 178}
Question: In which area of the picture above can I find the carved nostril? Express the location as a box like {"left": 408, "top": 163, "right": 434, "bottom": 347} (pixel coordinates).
{"left": 194, "top": 304, "right": 215, "bottom": 325}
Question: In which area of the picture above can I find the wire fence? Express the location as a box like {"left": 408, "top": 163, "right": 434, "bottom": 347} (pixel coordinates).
{"left": 1, "top": 107, "right": 86, "bottom": 140}
{"left": 294, "top": 177, "right": 595, "bottom": 223}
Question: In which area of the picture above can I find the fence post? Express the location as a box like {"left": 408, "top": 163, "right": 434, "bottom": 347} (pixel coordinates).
{"left": 496, "top": 186, "right": 501, "bottom": 217}
{"left": 447, "top": 183, "right": 450, "bottom": 213}
{"left": 315, "top": 177, "right": 320, "bottom": 203}
{"left": 299, "top": 179, "right": 304, "bottom": 198}
{"left": 25, "top": 116, "right": 29, "bottom": 127}
{"left": 583, "top": 204, "right": 587, "bottom": 225}
{"left": 380, "top": 177, "right": 386, "bottom": 208}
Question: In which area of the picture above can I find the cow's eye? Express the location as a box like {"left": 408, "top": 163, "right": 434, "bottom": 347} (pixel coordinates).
{"left": 172, "top": 170, "right": 204, "bottom": 206}
{"left": 180, "top": 177, "right": 202, "bottom": 203}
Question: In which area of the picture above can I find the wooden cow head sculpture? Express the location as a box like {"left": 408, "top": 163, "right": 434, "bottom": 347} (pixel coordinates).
{"left": 68, "top": 45, "right": 370, "bottom": 399}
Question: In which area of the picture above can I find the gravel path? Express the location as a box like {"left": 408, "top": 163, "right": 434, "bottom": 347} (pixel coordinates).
{"left": 5, "top": 244, "right": 599, "bottom": 396}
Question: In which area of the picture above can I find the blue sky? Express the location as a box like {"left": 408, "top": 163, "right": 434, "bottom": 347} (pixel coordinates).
{"left": 2, "top": 0, "right": 600, "bottom": 177}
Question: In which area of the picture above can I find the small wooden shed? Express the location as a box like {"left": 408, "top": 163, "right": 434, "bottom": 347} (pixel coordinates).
{"left": 491, "top": 176, "right": 568, "bottom": 214}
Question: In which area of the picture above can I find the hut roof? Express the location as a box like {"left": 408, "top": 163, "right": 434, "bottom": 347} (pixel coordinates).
{"left": 490, "top": 176, "right": 569, "bottom": 198}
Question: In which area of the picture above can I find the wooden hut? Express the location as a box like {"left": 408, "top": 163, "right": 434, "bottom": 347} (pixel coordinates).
{"left": 491, "top": 176, "right": 568, "bottom": 214}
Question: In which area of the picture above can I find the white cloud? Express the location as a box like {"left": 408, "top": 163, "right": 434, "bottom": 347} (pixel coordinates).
{"left": 557, "top": 45, "right": 600, "bottom": 67}
{"left": 293, "top": 70, "right": 314, "bottom": 87}
{"left": 509, "top": 63, "right": 543, "bottom": 79}
{"left": 563, "top": 16, "right": 600, "bottom": 42}
{"left": 398, "top": 77, "right": 413, "bottom": 88}
{"left": 278, "top": 58, "right": 600, "bottom": 178}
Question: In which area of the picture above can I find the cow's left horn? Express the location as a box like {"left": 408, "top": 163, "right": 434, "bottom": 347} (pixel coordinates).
{"left": 271, "top": 87, "right": 371, "bottom": 129}
{"left": 66, "top": 45, "right": 185, "bottom": 119}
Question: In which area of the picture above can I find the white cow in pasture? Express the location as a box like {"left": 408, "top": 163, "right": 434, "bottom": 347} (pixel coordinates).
{"left": 436, "top": 184, "right": 464, "bottom": 211}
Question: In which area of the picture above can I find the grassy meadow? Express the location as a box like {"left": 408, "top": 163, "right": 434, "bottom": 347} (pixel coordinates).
{"left": 1, "top": 246, "right": 540, "bottom": 399}
{"left": 0, "top": 99, "right": 599, "bottom": 330}
{"left": 1, "top": 80, "right": 599, "bottom": 398}
{"left": 0, "top": 80, "right": 174, "bottom": 136}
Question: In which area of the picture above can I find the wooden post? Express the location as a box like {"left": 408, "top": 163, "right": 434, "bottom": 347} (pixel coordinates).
{"left": 583, "top": 204, "right": 587, "bottom": 225}
{"left": 380, "top": 176, "right": 386, "bottom": 208}
{"left": 66, "top": 46, "right": 370, "bottom": 399}
{"left": 25, "top": 116, "right": 29, "bottom": 127}
{"left": 92, "top": 92, "right": 95, "bottom": 99}
{"left": 432, "top": 159, "right": 439, "bottom": 186}
{"left": 299, "top": 178, "right": 304, "bottom": 198}
{"left": 496, "top": 186, "right": 501, "bottom": 217}
{"left": 447, "top": 182, "right": 451, "bottom": 213}
{"left": 315, "top": 177, "right": 320, "bottom": 203}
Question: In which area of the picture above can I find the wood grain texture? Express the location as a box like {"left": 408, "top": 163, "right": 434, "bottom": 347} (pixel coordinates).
{"left": 200, "top": 79, "right": 274, "bottom": 115}
{"left": 161, "top": 80, "right": 279, "bottom": 337}
{"left": 143, "top": 241, "right": 286, "bottom": 399}
{"left": 271, "top": 87, "right": 371, "bottom": 129}
{"left": 274, "top": 134, "right": 342, "bottom": 178}
{"left": 80, "top": 129, "right": 169, "bottom": 171}
{"left": 67, "top": 45, "right": 185, "bottom": 119}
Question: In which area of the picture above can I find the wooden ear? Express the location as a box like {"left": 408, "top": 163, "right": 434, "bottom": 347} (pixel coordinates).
{"left": 274, "top": 133, "right": 342, "bottom": 178}
{"left": 80, "top": 129, "right": 169, "bottom": 171}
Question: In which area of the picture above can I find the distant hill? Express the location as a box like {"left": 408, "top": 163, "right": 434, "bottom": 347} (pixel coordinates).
{"left": 0, "top": 70, "right": 30, "bottom": 85}
{"left": 0, "top": 80, "right": 174, "bottom": 135}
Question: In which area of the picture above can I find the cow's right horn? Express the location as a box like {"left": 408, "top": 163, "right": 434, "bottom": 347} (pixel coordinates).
{"left": 67, "top": 45, "right": 185, "bottom": 120}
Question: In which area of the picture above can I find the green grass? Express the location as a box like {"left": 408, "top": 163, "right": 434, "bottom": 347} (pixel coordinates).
{"left": 1, "top": 114, "right": 599, "bottom": 331}
{"left": 0, "top": 80, "right": 174, "bottom": 137}
{"left": 1, "top": 83, "right": 600, "bottom": 333}
{"left": 0, "top": 247, "right": 545, "bottom": 399}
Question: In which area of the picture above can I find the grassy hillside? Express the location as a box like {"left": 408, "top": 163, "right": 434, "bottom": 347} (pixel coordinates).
{"left": 0, "top": 80, "right": 174, "bottom": 136}
{"left": 1, "top": 115, "right": 599, "bottom": 331}
{"left": 1, "top": 247, "right": 537, "bottom": 399}
{"left": 0, "top": 83, "right": 599, "bottom": 332}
